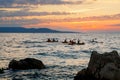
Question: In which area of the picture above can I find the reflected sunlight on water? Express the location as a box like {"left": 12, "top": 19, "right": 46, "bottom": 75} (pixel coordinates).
{"left": 0, "top": 33, "right": 120, "bottom": 80}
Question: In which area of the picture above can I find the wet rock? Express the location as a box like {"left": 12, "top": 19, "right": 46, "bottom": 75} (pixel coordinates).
{"left": 74, "top": 68, "right": 97, "bottom": 80}
{"left": 0, "top": 68, "right": 4, "bottom": 74}
{"left": 100, "top": 63, "right": 120, "bottom": 80}
{"left": 74, "top": 50, "right": 120, "bottom": 80}
{"left": 9, "top": 58, "right": 45, "bottom": 70}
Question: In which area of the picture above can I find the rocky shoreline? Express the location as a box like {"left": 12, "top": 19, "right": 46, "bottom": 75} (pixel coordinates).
{"left": 0, "top": 58, "right": 45, "bottom": 74}
{"left": 74, "top": 51, "right": 120, "bottom": 80}
{"left": 0, "top": 51, "right": 120, "bottom": 80}
{"left": 9, "top": 58, "right": 45, "bottom": 70}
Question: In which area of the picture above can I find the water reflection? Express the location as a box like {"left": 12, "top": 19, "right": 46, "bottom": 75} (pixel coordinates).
{"left": 0, "top": 33, "right": 120, "bottom": 80}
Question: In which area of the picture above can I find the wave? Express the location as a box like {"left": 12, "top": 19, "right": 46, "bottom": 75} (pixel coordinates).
{"left": 23, "top": 40, "right": 42, "bottom": 44}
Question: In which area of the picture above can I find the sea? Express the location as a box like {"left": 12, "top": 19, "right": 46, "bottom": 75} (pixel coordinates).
{"left": 0, "top": 33, "right": 120, "bottom": 80}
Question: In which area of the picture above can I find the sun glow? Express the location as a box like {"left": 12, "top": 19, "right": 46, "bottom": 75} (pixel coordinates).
{"left": 0, "top": 0, "right": 120, "bottom": 32}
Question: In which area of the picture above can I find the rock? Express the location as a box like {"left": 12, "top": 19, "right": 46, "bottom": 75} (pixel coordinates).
{"left": 74, "top": 68, "right": 97, "bottom": 80}
{"left": 100, "top": 63, "right": 120, "bottom": 80}
{"left": 74, "top": 50, "right": 120, "bottom": 80}
{"left": 9, "top": 58, "right": 45, "bottom": 70}
{"left": 88, "top": 50, "right": 120, "bottom": 79}
{"left": 0, "top": 68, "right": 4, "bottom": 74}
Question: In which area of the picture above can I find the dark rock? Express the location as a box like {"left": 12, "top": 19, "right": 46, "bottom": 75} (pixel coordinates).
{"left": 74, "top": 68, "right": 97, "bottom": 80}
{"left": 74, "top": 50, "right": 120, "bottom": 80}
{"left": 9, "top": 58, "right": 45, "bottom": 70}
{"left": 0, "top": 68, "right": 4, "bottom": 74}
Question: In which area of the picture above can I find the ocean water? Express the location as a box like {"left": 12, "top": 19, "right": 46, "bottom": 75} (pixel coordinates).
{"left": 0, "top": 33, "right": 120, "bottom": 80}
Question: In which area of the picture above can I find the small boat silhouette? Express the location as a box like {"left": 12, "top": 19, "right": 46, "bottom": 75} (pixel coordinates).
{"left": 68, "top": 40, "right": 76, "bottom": 45}
{"left": 62, "top": 39, "right": 68, "bottom": 43}
{"left": 46, "top": 38, "right": 58, "bottom": 42}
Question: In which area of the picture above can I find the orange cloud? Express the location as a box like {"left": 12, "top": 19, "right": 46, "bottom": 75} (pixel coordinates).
{"left": 24, "top": 19, "right": 120, "bottom": 32}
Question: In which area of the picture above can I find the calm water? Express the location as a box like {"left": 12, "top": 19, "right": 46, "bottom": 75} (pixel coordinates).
{"left": 0, "top": 33, "right": 120, "bottom": 80}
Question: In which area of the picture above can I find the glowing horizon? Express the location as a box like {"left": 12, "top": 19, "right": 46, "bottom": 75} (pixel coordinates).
{"left": 0, "top": 0, "right": 120, "bottom": 32}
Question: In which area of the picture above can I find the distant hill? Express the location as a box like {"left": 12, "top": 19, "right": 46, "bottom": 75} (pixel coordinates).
{"left": 0, "top": 27, "right": 77, "bottom": 33}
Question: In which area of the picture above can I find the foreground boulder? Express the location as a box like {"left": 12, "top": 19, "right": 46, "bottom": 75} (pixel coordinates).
{"left": 74, "top": 50, "right": 120, "bottom": 80}
{"left": 9, "top": 58, "right": 45, "bottom": 70}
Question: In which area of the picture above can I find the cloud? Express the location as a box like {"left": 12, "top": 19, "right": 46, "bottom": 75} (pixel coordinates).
{"left": 0, "top": 18, "right": 43, "bottom": 26}
{"left": 109, "top": 24, "right": 120, "bottom": 27}
{"left": 0, "top": 13, "right": 120, "bottom": 26}
{"left": 0, "top": 0, "right": 86, "bottom": 7}
{"left": 62, "top": 14, "right": 120, "bottom": 22}
{"left": 38, "top": 0, "right": 84, "bottom": 5}
{"left": 0, "top": 9, "right": 74, "bottom": 17}
{"left": 0, "top": 24, "right": 21, "bottom": 27}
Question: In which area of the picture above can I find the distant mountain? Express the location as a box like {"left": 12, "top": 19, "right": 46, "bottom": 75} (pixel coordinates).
{"left": 0, "top": 27, "right": 77, "bottom": 33}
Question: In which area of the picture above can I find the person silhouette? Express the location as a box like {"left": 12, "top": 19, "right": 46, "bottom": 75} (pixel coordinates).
{"left": 77, "top": 39, "right": 80, "bottom": 44}
{"left": 63, "top": 39, "right": 67, "bottom": 43}
{"left": 53, "top": 38, "right": 55, "bottom": 42}
{"left": 47, "top": 38, "right": 51, "bottom": 42}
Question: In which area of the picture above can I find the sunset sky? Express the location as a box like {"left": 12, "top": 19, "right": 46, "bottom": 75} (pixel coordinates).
{"left": 0, "top": 0, "right": 120, "bottom": 32}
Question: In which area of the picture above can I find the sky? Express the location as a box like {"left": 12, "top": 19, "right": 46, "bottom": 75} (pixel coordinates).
{"left": 0, "top": 0, "right": 120, "bottom": 32}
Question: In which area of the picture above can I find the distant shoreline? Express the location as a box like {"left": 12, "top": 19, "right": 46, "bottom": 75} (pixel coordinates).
{"left": 0, "top": 27, "right": 78, "bottom": 33}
